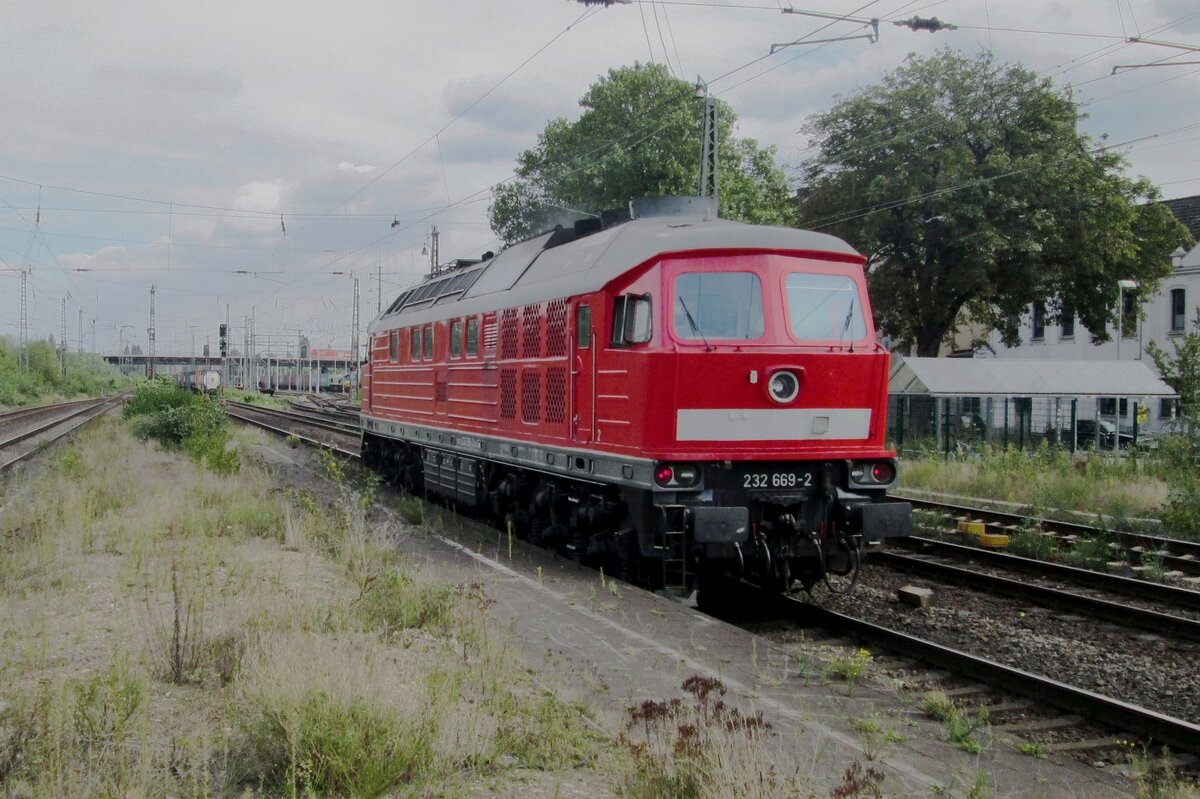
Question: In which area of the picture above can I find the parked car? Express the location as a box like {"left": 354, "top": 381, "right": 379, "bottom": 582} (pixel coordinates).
{"left": 1060, "top": 419, "right": 1133, "bottom": 450}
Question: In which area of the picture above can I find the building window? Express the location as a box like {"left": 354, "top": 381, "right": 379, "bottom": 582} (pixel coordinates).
{"left": 1060, "top": 305, "right": 1074, "bottom": 338}
{"left": 1099, "top": 398, "right": 1129, "bottom": 417}
{"left": 1161, "top": 398, "right": 1178, "bottom": 418}
{"left": 1031, "top": 302, "right": 1045, "bottom": 341}
{"left": 1171, "top": 288, "right": 1186, "bottom": 334}
{"left": 1122, "top": 291, "right": 1137, "bottom": 338}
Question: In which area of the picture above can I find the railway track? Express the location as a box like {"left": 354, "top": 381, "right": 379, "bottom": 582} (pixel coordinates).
{"left": 876, "top": 546, "right": 1200, "bottom": 643}
{"left": 900, "top": 495, "right": 1200, "bottom": 578}
{"left": 774, "top": 594, "right": 1200, "bottom": 757}
{"left": 227, "top": 405, "right": 1200, "bottom": 759}
{"left": 0, "top": 395, "right": 126, "bottom": 472}
{"left": 222, "top": 400, "right": 360, "bottom": 458}
{"left": 895, "top": 535, "right": 1200, "bottom": 611}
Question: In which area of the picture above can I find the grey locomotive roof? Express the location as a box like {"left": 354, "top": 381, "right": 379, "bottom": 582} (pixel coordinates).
{"left": 367, "top": 216, "right": 859, "bottom": 334}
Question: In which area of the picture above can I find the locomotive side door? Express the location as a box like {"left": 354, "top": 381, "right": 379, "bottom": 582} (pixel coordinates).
{"left": 572, "top": 302, "right": 594, "bottom": 443}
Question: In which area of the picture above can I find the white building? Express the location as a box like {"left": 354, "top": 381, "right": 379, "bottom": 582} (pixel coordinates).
{"left": 981, "top": 195, "right": 1199, "bottom": 428}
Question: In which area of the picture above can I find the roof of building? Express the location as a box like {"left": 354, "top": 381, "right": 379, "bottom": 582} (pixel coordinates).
{"left": 1163, "top": 195, "right": 1200, "bottom": 243}
{"left": 890, "top": 356, "right": 1176, "bottom": 397}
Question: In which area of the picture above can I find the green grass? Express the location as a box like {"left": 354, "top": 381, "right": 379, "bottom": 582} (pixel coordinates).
{"left": 899, "top": 444, "right": 1170, "bottom": 525}
{"left": 356, "top": 569, "right": 456, "bottom": 638}
{"left": 920, "top": 690, "right": 990, "bottom": 754}
{"left": 237, "top": 687, "right": 436, "bottom": 797}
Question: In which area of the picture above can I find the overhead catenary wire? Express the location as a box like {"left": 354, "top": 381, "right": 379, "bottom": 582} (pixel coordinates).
{"left": 10, "top": 2, "right": 1196, "bottom": 346}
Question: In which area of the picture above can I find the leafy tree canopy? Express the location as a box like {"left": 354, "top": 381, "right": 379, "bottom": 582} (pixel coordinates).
{"left": 796, "top": 49, "right": 1191, "bottom": 357}
{"left": 488, "top": 63, "right": 793, "bottom": 243}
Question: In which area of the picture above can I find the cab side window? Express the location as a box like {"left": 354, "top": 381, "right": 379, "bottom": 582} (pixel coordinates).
{"left": 611, "top": 294, "right": 652, "bottom": 346}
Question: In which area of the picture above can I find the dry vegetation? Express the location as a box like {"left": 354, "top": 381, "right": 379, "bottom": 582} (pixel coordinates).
{"left": 0, "top": 419, "right": 607, "bottom": 797}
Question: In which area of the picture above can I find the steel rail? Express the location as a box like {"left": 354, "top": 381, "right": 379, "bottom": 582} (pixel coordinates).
{"left": 225, "top": 400, "right": 359, "bottom": 436}
{"left": 0, "top": 396, "right": 124, "bottom": 472}
{"left": 875, "top": 550, "right": 1200, "bottom": 642}
{"left": 899, "top": 495, "right": 1200, "bottom": 567}
{"left": 0, "top": 398, "right": 99, "bottom": 427}
{"left": 898, "top": 536, "right": 1200, "bottom": 611}
{"left": 778, "top": 597, "right": 1200, "bottom": 755}
{"left": 223, "top": 407, "right": 361, "bottom": 459}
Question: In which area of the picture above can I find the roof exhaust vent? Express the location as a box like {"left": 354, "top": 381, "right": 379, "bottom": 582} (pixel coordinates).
{"left": 629, "top": 196, "right": 717, "bottom": 220}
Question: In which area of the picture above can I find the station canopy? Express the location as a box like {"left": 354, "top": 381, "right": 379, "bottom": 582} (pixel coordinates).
{"left": 889, "top": 357, "right": 1177, "bottom": 398}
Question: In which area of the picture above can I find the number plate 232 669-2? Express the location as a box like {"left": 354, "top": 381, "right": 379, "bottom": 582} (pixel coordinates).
{"left": 742, "top": 471, "right": 813, "bottom": 490}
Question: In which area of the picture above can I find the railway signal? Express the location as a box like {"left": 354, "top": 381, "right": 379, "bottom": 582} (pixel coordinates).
{"left": 219, "top": 323, "right": 228, "bottom": 357}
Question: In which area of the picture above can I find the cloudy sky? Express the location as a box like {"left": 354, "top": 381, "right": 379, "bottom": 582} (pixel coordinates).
{"left": 1, "top": 0, "right": 1197, "bottom": 357}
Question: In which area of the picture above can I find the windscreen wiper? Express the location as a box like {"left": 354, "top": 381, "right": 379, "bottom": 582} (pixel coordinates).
{"left": 677, "top": 297, "right": 712, "bottom": 352}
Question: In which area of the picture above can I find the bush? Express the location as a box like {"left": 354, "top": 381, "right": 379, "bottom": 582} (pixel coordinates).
{"left": 125, "top": 377, "right": 239, "bottom": 474}
{"left": 1162, "top": 479, "right": 1200, "bottom": 540}
{"left": 0, "top": 337, "right": 130, "bottom": 407}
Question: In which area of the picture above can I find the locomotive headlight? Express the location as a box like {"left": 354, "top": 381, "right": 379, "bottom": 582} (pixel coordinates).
{"left": 767, "top": 370, "right": 800, "bottom": 404}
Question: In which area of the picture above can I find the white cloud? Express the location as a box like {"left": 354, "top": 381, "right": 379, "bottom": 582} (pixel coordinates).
{"left": 337, "top": 162, "right": 376, "bottom": 174}
{"left": 234, "top": 181, "right": 289, "bottom": 213}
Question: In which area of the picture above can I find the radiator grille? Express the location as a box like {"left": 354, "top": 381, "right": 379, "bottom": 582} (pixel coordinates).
{"left": 500, "top": 308, "right": 519, "bottom": 359}
{"left": 500, "top": 369, "right": 517, "bottom": 420}
{"left": 521, "top": 370, "right": 541, "bottom": 423}
{"left": 546, "top": 299, "right": 568, "bottom": 357}
{"left": 546, "top": 367, "right": 567, "bottom": 425}
{"left": 522, "top": 304, "right": 542, "bottom": 359}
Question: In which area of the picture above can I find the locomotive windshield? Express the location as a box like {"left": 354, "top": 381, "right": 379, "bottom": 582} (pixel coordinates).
{"left": 673, "top": 272, "right": 764, "bottom": 341}
{"left": 786, "top": 273, "right": 867, "bottom": 342}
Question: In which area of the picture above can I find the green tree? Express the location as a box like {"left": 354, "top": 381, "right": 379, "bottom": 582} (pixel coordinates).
{"left": 796, "top": 49, "right": 1190, "bottom": 356}
{"left": 488, "top": 63, "right": 792, "bottom": 243}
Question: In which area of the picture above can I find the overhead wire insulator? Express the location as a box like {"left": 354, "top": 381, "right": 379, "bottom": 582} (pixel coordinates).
{"left": 894, "top": 16, "right": 957, "bottom": 33}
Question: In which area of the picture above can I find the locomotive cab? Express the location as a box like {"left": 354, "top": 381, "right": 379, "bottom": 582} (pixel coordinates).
{"left": 597, "top": 245, "right": 911, "bottom": 594}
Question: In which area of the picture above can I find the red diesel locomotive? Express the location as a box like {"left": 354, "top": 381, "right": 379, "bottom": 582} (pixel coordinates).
{"left": 361, "top": 197, "right": 910, "bottom": 602}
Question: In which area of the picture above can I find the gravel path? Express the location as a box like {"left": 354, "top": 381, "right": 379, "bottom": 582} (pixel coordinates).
{"left": 815, "top": 567, "right": 1200, "bottom": 723}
